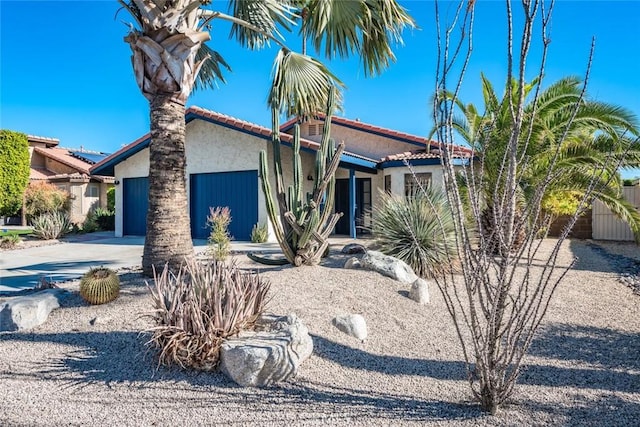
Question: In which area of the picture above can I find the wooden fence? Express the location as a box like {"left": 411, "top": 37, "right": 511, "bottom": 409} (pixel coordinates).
{"left": 592, "top": 186, "right": 640, "bottom": 241}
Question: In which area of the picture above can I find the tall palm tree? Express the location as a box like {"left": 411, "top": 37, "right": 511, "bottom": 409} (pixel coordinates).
{"left": 433, "top": 74, "right": 640, "bottom": 248}
{"left": 118, "top": 0, "right": 414, "bottom": 275}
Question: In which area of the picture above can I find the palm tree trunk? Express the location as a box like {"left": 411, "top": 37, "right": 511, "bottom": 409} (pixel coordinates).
{"left": 142, "top": 96, "right": 194, "bottom": 275}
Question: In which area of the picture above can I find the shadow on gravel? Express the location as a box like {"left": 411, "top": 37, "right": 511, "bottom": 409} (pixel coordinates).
{"left": 1, "top": 330, "right": 486, "bottom": 424}
{"left": 569, "top": 240, "right": 640, "bottom": 274}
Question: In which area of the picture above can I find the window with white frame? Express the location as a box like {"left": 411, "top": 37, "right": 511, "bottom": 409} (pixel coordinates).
{"left": 404, "top": 173, "right": 432, "bottom": 197}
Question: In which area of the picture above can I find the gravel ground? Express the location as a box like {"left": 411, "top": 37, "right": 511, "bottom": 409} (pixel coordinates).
{"left": 0, "top": 239, "right": 638, "bottom": 426}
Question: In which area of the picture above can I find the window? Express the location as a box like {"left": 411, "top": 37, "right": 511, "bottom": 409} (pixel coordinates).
{"left": 404, "top": 173, "right": 432, "bottom": 197}
{"left": 384, "top": 175, "right": 391, "bottom": 193}
{"left": 308, "top": 124, "right": 322, "bottom": 136}
{"left": 88, "top": 185, "right": 99, "bottom": 198}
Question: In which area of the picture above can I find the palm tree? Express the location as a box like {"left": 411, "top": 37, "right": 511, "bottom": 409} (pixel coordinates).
{"left": 434, "top": 74, "right": 640, "bottom": 249}
{"left": 118, "top": 0, "right": 414, "bottom": 275}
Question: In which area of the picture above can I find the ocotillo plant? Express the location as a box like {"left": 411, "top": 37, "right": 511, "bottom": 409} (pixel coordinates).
{"left": 259, "top": 90, "right": 344, "bottom": 266}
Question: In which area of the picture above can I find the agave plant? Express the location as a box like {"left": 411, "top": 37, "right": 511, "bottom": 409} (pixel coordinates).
{"left": 31, "top": 211, "right": 72, "bottom": 240}
{"left": 146, "top": 259, "right": 270, "bottom": 371}
{"left": 372, "top": 184, "right": 458, "bottom": 278}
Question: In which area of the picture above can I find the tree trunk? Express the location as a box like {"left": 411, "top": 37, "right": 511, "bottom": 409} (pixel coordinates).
{"left": 142, "top": 96, "right": 194, "bottom": 276}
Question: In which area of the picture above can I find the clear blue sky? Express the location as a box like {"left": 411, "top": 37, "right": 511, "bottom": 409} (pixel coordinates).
{"left": 1, "top": 1, "right": 639, "bottom": 177}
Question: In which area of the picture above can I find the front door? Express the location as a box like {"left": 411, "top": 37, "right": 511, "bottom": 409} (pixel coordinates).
{"left": 334, "top": 178, "right": 372, "bottom": 236}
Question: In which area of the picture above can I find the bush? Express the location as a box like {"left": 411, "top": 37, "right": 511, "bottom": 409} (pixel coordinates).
{"left": 372, "top": 186, "right": 458, "bottom": 278}
{"left": 250, "top": 222, "right": 268, "bottom": 243}
{"left": 31, "top": 211, "right": 72, "bottom": 240}
{"left": 0, "top": 130, "right": 30, "bottom": 216}
{"left": 93, "top": 207, "right": 115, "bottom": 231}
{"left": 146, "top": 259, "right": 270, "bottom": 370}
{"left": 0, "top": 234, "right": 22, "bottom": 249}
{"left": 207, "top": 206, "right": 232, "bottom": 261}
{"left": 106, "top": 187, "right": 115, "bottom": 211}
{"left": 24, "top": 182, "right": 70, "bottom": 220}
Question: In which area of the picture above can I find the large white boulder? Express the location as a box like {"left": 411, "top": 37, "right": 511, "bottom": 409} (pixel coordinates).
{"left": 0, "top": 289, "right": 68, "bottom": 332}
{"left": 219, "top": 313, "right": 313, "bottom": 387}
{"left": 332, "top": 314, "right": 368, "bottom": 341}
{"left": 360, "top": 251, "right": 418, "bottom": 283}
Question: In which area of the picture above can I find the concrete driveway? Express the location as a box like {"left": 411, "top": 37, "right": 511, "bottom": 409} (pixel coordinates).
{"left": 0, "top": 232, "right": 294, "bottom": 294}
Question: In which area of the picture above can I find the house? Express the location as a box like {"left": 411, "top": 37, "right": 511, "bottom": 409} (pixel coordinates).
{"left": 27, "top": 135, "right": 114, "bottom": 223}
{"left": 90, "top": 107, "right": 470, "bottom": 240}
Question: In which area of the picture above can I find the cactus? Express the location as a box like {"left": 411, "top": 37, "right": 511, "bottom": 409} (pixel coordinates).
{"left": 79, "top": 267, "right": 120, "bottom": 305}
{"left": 258, "top": 88, "right": 344, "bottom": 266}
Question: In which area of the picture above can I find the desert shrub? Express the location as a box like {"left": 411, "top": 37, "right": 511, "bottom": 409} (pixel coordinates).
{"left": 250, "top": 222, "right": 268, "bottom": 243}
{"left": 24, "top": 182, "right": 70, "bottom": 220}
{"left": 31, "top": 211, "right": 72, "bottom": 240}
{"left": 106, "top": 187, "right": 115, "bottom": 211}
{"left": 94, "top": 207, "right": 115, "bottom": 231}
{"left": 80, "top": 267, "right": 120, "bottom": 305}
{"left": 0, "top": 234, "right": 22, "bottom": 249}
{"left": 81, "top": 212, "right": 100, "bottom": 233}
{"left": 146, "top": 259, "right": 270, "bottom": 370}
{"left": 207, "top": 206, "right": 231, "bottom": 261}
{"left": 372, "top": 185, "right": 457, "bottom": 278}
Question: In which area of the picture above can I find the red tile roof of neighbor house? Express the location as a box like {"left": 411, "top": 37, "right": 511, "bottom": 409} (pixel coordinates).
{"left": 27, "top": 135, "right": 59, "bottom": 147}
{"left": 31, "top": 147, "right": 115, "bottom": 183}
{"left": 33, "top": 146, "right": 92, "bottom": 174}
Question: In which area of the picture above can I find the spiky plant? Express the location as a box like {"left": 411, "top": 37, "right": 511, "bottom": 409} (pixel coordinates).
{"left": 250, "top": 222, "right": 268, "bottom": 243}
{"left": 372, "top": 185, "right": 458, "bottom": 278}
{"left": 206, "top": 206, "right": 231, "bottom": 261}
{"left": 79, "top": 267, "right": 120, "bottom": 305}
{"left": 146, "top": 259, "right": 270, "bottom": 371}
{"left": 31, "top": 211, "right": 72, "bottom": 240}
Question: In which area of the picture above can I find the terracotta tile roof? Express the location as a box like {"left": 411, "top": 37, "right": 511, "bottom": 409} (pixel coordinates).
{"left": 27, "top": 135, "right": 59, "bottom": 147}
{"left": 381, "top": 148, "right": 473, "bottom": 162}
{"left": 93, "top": 106, "right": 377, "bottom": 176}
{"left": 30, "top": 168, "right": 56, "bottom": 180}
{"left": 33, "top": 146, "right": 91, "bottom": 174}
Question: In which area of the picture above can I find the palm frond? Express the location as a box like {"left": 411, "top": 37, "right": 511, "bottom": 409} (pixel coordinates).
{"left": 193, "top": 43, "right": 232, "bottom": 91}
{"left": 268, "top": 49, "right": 344, "bottom": 118}
{"left": 228, "top": 0, "right": 296, "bottom": 49}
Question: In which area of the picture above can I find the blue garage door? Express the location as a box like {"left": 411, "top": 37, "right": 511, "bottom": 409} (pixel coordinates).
{"left": 123, "top": 177, "right": 149, "bottom": 236}
{"left": 190, "top": 170, "right": 258, "bottom": 241}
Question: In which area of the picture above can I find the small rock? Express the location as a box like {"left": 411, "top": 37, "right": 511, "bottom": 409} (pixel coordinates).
{"left": 219, "top": 313, "right": 313, "bottom": 387}
{"left": 0, "top": 289, "right": 68, "bottom": 332}
{"left": 409, "top": 278, "right": 430, "bottom": 304}
{"left": 89, "top": 316, "right": 112, "bottom": 326}
{"left": 344, "top": 257, "right": 362, "bottom": 269}
{"left": 332, "top": 314, "right": 368, "bottom": 341}
{"left": 360, "top": 251, "right": 418, "bottom": 283}
{"left": 341, "top": 243, "right": 366, "bottom": 254}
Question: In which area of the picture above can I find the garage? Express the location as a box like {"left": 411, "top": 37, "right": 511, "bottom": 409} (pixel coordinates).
{"left": 190, "top": 170, "right": 258, "bottom": 241}
{"left": 122, "top": 176, "right": 149, "bottom": 236}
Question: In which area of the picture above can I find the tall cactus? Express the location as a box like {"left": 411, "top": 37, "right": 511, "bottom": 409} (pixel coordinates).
{"left": 259, "top": 89, "right": 344, "bottom": 266}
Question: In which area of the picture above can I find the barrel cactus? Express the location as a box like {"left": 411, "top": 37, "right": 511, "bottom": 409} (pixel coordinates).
{"left": 80, "top": 267, "right": 120, "bottom": 305}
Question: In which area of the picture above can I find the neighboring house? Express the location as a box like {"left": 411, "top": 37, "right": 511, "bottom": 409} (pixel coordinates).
{"left": 27, "top": 135, "right": 114, "bottom": 224}
{"left": 90, "top": 107, "right": 470, "bottom": 240}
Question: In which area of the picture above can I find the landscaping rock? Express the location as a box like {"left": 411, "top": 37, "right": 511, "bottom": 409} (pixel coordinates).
{"left": 341, "top": 243, "right": 367, "bottom": 255}
{"left": 0, "top": 289, "right": 68, "bottom": 332}
{"left": 332, "top": 314, "right": 368, "bottom": 341}
{"left": 360, "top": 251, "right": 418, "bottom": 283}
{"left": 409, "top": 278, "right": 430, "bottom": 304}
{"left": 344, "top": 257, "right": 362, "bottom": 269}
{"left": 219, "top": 313, "right": 313, "bottom": 387}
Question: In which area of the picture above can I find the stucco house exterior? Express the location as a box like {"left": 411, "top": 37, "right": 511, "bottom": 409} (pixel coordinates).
{"left": 26, "top": 135, "right": 114, "bottom": 224}
{"left": 90, "top": 107, "right": 470, "bottom": 240}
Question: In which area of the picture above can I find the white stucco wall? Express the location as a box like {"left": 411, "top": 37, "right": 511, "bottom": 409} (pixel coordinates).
{"left": 296, "top": 120, "right": 423, "bottom": 161}
{"left": 382, "top": 164, "right": 446, "bottom": 196}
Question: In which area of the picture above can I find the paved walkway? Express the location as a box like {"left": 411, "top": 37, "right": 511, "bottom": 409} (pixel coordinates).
{"left": 0, "top": 232, "right": 360, "bottom": 293}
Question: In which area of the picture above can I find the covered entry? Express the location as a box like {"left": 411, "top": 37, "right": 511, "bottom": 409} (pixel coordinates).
{"left": 122, "top": 176, "right": 149, "bottom": 236}
{"left": 334, "top": 176, "right": 372, "bottom": 236}
{"left": 190, "top": 170, "right": 258, "bottom": 241}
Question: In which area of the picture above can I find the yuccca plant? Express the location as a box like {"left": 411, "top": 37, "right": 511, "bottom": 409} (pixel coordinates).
{"left": 372, "top": 185, "right": 457, "bottom": 278}
{"left": 258, "top": 88, "right": 344, "bottom": 266}
{"left": 146, "top": 259, "right": 270, "bottom": 370}
{"left": 206, "top": 206, "right": 231, "bottom": 261}
{"left": 31, "top": 211, "right": 72, "bottom": 240}
{"left": 427, "top": 0, "right": 638, "bottom": 414}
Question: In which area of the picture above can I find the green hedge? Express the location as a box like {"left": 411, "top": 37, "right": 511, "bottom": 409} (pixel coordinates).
{"left": 0, "top": 130, "right": 30, "bottom": 216}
